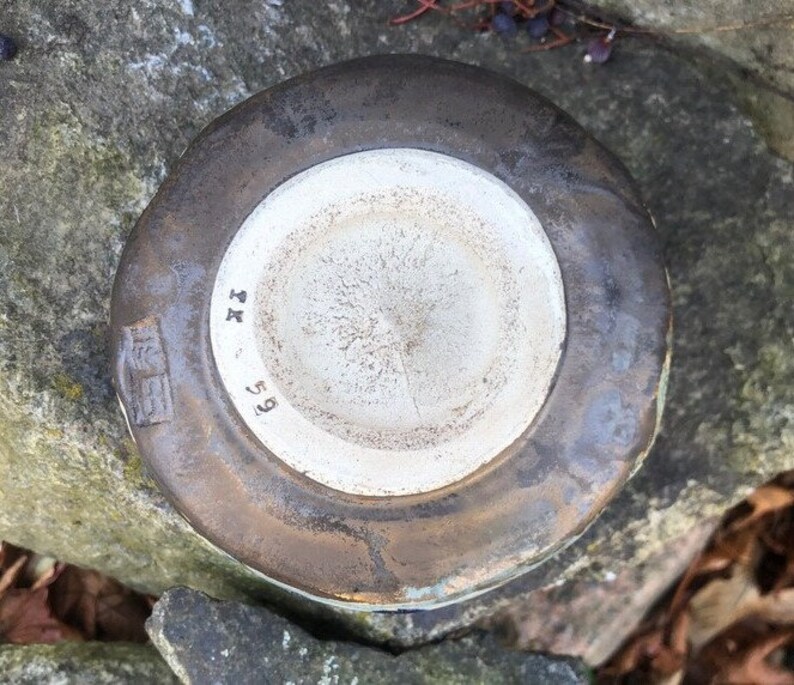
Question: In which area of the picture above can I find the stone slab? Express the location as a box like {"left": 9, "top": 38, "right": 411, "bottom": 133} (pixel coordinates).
{"left": 589, "top": 0, "right": 794, "bottom": 160}
{"left": 146, "top": 588, "right": 589, "bottom": 685}
{"left": 0, "top": 643, "right": 178, "bottom": 685}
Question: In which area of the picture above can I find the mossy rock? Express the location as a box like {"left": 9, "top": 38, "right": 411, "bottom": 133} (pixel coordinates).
{"left": 0, "top": 643, "right": 178, "bottom": 685}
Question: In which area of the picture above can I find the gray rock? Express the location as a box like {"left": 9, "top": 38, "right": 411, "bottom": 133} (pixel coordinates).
{"left": 0, "top": 643, "right": 179, "bottom": 685}
{"left": 0, "top": 0, "right": 791, "bottom": 652}
{"left": 146, "top": 587, "right": 589, "bottom": 685}
{"left": 484, "top": 521, "right": 716, "bottom": 666}
{"left": 589, "top": 1, "right": 794, "bottom": 92}
{"left": 586, "top": 0, "right": 794, "bottom": 160}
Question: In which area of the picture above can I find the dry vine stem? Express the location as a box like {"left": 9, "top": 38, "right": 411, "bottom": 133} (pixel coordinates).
{"left": 390, "top": 0, "right": 553, "bottom": 26}
{"left": 559, "top": 7, "right": 794, "bottom": 35}
{"left": 390, "top": 0, "right": 794, "bottom": 45}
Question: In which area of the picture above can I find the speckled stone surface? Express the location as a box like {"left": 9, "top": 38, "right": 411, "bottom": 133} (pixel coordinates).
{"left": 0, "top": 643, "right": 178, "bottom": 685}
{"left": 589, "top": 0, "right": 794, "bottom": 160}
{"left": 146, "top": 588, "right": 590, "bottom": 685}
{"left": 0, "top": 0, "right": 792, "bottom": 651}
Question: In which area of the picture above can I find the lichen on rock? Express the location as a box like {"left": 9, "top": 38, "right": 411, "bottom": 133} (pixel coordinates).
{"left": 0, "top": 643, "right": 179, "bottom": 685}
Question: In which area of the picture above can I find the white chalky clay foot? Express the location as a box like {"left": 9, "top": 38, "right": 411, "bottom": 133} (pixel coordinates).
{"left": 210, "top": 148, "right": 566, "bottom": 496}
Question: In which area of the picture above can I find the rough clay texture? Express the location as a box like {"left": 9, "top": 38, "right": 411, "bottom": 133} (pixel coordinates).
{"left": 0, "top": 0, "right": 792, "bottom": 653}
{"left": 0, "top": 643, "right": 179, "bottom": 685}
{"left": 146, "top": 588, "right": 590, "bottom": 685}
{"left": 589, "top": 0, "right": 794, "bottom": 160}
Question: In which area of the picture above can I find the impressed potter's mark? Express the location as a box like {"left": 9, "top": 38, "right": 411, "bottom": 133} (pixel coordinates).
{"left": 223, "top": 289, "right": 279, "bottom": 416}
{"left": 210, "top": 148, "right": 567, "bottom": 496}
{"left": 226, "top": 289, "right": 247, "bottom": 322}
{"left": 246, "top": 380, "right": 278, "bottom": 416}
{"left": 120, "top": 316, "right": 173, "bottom": 427}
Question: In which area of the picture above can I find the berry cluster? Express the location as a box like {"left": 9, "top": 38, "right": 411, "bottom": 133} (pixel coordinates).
{"left": 490, "top": 1, "right": 560, "bottom": 40}
{"left": 391, "top": 1, "right": 617, "bottom": 64}
{"left": 491, "top": 1, "right": 614, "bottom": 62}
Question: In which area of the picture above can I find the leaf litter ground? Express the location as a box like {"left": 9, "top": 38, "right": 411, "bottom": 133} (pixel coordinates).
{"left": 0, "top": 542, "right": 152, "bottom": 644}
{"left": 599, "top": 471, "right": 794, "bottom": 684}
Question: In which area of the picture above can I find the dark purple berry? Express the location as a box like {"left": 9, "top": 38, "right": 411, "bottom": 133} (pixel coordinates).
{"left": 491, "top": 13, "right": 518, "bottom": 36}
{"left": 0, "top": 34, "right": 17, "bottom": 61}
{"left": 585, "top": 37, "right": 614, "bottom": 64}
{"left": 549, "top": 7, "right": 566, "bottom": 27}
{"left": 526, "top": 15, "right": 550, "bottom": 39}
{"left": 499, "top": 1, "right": 517, "bottom": 16}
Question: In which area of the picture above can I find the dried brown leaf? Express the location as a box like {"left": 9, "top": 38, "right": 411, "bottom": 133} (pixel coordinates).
{"left": 753, "top": 589, "right": 794, "bottom": 625}
{"left": 600, "top": 627, "right": 667, "bottom": 676}
{"left": 667, "top": 607, "right": 691, "bottom": 656}
{"left": 667, "top": 528, "right": 762, "bottom": 621}
{"left": 600, "top": 622, "right": 688, "bottom": 682}
{"left": 733, "top": 486, "right": 794, "bottom": 530}
{"left": 0, "top": 542, "right": 27, "bottom": 570}
{"left": 1, "top": 542, "right": 153, "bottom": 645}
{"left": 48, "top": 567, "right": 149, "bottom": 642}
{"left": 687, "top": 623, "right": 794, "bottom": 685}
{"left": 651, "top": 644, "right": 687, "bottom": 676}
{"left": 667, "top": 551, "right": 735, "bottom": 620}
{"left": 771, "top": 555, "right": 794, "bottom": 593}
{"left": 599, "top": 473, "right": 794, "bottom": 683}
{"left": 0, "top": 555, "right": 28, "bottom": 595}
{"left": 49, "top": 567, "right": 104, "bottom": 638}
{"left": 0, "top": 587, "right": 79, "bottom": 644}
{"left": 688, "top": 567, "right": 761, "bottom": 649}
{"left": 95, "top": 588, "right": 150, "bottom": 642}
{"left": 710, "top": 527, "right": 759, "bottom": 567}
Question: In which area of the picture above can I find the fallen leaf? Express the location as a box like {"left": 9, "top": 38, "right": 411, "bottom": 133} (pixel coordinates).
{"left": 0, "top": 555, "right": 28, "bottom": 595}
{"left": 686, "top": 621, "right": 794, "bottom": 684}
{"left": 48, "top": 566, "right": 149, "bottom": 642}
{"left": 48, "top": 567, "right": 104, "bottom": 638}
{"left": 599, "top": 469, "right": 794, "bottom": 683}
{"left": 752, "top": 589, "right": 794, "bottom": 626}
{"left": 688, "top": 567, "right": 761, "bottom": 649}
{"left": 667, "top": 607, "right": 691, "bottom": 657}
{"left": 730, "top": 486, "right": 794, "bottom": 531}
{"left": 598, "top": 623, "right": 687, "bottom": 683}
{"left": 0, "top": 587, "right": 78, "bottom": 644}
{"left": 95, "top": 587, "right": 150, "bottom": 642}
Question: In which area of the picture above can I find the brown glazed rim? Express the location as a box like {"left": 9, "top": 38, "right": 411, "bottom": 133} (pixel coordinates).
{"left": 110, "top": 55, "right": 671, "bottom": 610}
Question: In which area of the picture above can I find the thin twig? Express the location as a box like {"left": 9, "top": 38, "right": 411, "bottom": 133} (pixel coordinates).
{"left": 389, "top": 0, "right": 445, "bottom": 26}
{"left": 522, "top": 0, "right": 555, "bottom": 19}
{"left": 557, "top": 7, "right": 794, "bottom": 35}
{"left": 392, "top": 0, "right": 794, "bottom": 40}
{"left": 665, "top": 13, "right": 794, "bottom": 34}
